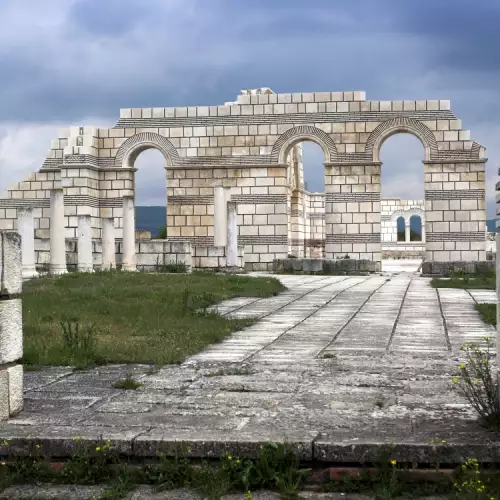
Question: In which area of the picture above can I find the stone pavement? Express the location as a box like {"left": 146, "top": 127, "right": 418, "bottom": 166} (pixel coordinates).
{"left": 0, "top": 268, "right": 497, "bottom": 465}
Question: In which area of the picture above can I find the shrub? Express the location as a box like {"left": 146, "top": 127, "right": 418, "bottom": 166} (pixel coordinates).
{"left": 453, "top": 337, "right": 500, "bottom": 430}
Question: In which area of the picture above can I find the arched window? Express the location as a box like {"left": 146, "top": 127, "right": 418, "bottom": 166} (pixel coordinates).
{"left": 397, "top": 216, "right": 405, "bottom": 242}
{"left": 133, "top": 148, "right": 167, "bottom": 238}
{"left": 410, "top": 215, "right": 422, "bottom": 241}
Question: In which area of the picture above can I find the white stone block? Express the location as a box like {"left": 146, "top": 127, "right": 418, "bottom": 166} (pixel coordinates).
{"left": 0, "top": 370, "right": 8, "bottom": 421}
{"left": 7, "top": 364, "right": 23, "bottom": 415}
{"left": 0, "top": 299, "right": 23, "bottom": 364}
{"left": 0, "top": 232, "right": 22, "bottom": 295}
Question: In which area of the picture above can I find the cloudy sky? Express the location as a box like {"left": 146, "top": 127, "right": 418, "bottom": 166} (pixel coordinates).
{"left": 0, "top": 0, "right": 498, "bottom": 217}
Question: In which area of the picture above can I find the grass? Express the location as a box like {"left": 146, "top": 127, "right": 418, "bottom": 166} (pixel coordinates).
{"left": 475, "top": 303, "right": 496, "bottom": 326}
{"left": 21, "top": 270, "right": 285, "bottom": 369}
{"left": 431, "top": 270, "right": 495, "bottom": 290}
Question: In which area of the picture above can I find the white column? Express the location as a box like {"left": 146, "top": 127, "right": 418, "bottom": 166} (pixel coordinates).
{"left": 122, "top": 196, "right": 136, "bottom": 271}
{"left": 17, "top": 208, "right": 38, "bottom": 279}
{"left": 421, "top": 220, "right": 426, "bottom": 243}
{"left": 226, "top": 201, "right": 238, "bottom": 267}
{"left": 77, "top": 215, "right": 93, "bottom": 273}
{"left": 101, "top": 217, "right": 116, "bottom": 270}
{"left": 49, "top": 189, "right": 67, "bottom": 275}
{"left": 213, "top": 185, "right": 227, "bottom": 247}
{"left": 404, "top": 221, "right": 411, "bottom": 243}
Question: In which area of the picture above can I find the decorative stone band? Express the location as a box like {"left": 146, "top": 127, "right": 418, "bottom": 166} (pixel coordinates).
{"left": 308, "top": 213, "right": 325, "bottom": 219}
{"left": 65, "top": 195, "right": 99, "bottom": 208}
{"left": 290, "top": 238, "right": 325, "bottom": 247}
{"left": 381, "top": 215, "right": 391, "bottom": 221}
{"left": 167, "top": 194, "right": 288, "bottom": 205}
{"left": 114, "top": 110, "right": 456, "bottom": 128}
{"left": 325, "top": 193, "right": 380, "bottom": 202}
{"left": 425, "top": 190, "right": 485, "bottom": 200}
{"left": 99, "top": 198, "right": 126, "bottom": 208}
{"left": 239, "top": 235, "right": 288, "bottom": 245}
{"left": 0, "top": 198, "right": 50, "bottom": 209}
{"left": 290, "top": 210, "right": 304, "bottom": 217}
{"left": 426, "top": 232, "right": 486, "bottom": 242}
{"left": 167, "top": 235, "right": 215, "bottom": 246}
{"left": 326, "top": 233, "right": 381, "bottom": 243}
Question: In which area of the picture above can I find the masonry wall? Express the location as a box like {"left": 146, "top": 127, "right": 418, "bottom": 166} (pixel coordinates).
{"left": 0, "top": 90, "right": 487, "bottom": 271}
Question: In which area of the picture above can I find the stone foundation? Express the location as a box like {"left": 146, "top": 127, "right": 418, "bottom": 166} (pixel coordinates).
{"left": 33, "top": 238, "right": 245, "bottom": 272}
{"left": 421, "top": 260, "right": 495, "bottom": 277}
{"left": 272, "top": 258, "right": 379, "bottom": 274}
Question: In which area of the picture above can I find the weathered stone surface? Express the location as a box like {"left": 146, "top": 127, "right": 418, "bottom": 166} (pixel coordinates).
{"left": 421, "top": 260, "right": 495, "bottom": 277}
{"left": 0, "top": 232, "right": 22, "bottom": 296}
{"left": 0, "top": 484, "right": 107, "bottom": 499}
{"left": 0, "top": 299, "right": 23, "bottom": 364}
{"left": 0, "top": 272, "right": 496, "bottom": 463}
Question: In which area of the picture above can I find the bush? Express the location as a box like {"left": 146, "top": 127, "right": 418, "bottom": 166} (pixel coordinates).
{"left": 453, "top": 337, "right": 500, "bottom": 430}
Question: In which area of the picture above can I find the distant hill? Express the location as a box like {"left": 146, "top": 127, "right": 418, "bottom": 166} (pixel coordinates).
{"left": 136, "top": 206, "right": 165, "bottom": 236}
{"left": 136, "top": 206, "right": 500, "bottom": 237}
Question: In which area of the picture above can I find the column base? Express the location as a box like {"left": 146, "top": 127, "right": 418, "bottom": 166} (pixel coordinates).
{"left": 49, "top": 267, "right": 68, "bottom": 276}
{"left": 22, "top": 268, "right": 39, "bottom": 280}
{"left": 122, "top": 265, "right": 137, "bottom": 272}
{"left": 77, "top": 266, "right": 94, "bottom": 273}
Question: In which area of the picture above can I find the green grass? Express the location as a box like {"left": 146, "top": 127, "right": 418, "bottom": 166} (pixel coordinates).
{"left": 475, "top": 303, "right": 496, "bottom": 326}
{"left": 21, "top": 271, "right": 285, "bottom": 368}
{"left": 431, "top": 270, "right": 495, "bottom": 290}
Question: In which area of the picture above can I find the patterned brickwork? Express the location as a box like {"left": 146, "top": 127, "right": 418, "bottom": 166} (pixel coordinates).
{"left": 0, "top": 90, "right": 487, "bottom": 270}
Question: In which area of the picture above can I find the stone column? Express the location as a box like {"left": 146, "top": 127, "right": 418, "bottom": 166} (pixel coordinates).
{"left": 77, "top": 215, "right": 93, "bottom": 273}
{"left": 49, "top": 189, "right": 67, "bottom": 275}
{"left": 122, "top": 196, "right": 136, "bottom": 271}
{"left": 214, "top": 185, "right": 230, "bottom": 247}
{"left": 421, "top": 220, "right": 426, "bottom": 243}
{"left": 17, "top": 207, "right": 38, "bottom": 279}
{"left": 0, "top": 232, "right": 24, "bottom": 419}
{"left": 404, "top": 221, "right": 411, "bottom": 243}
{"left": 226, "top": 201, "right": 238, "bottom": 267}
{"left": 102, "top": 217, "right": 116, "bottom": 270}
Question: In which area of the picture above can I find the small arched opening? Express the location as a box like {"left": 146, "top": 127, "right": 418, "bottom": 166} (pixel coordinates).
{"left": 410, "top": 214, "right": 423, "bottom": 242}
{"left": 396, "top": 216, "right": 406, "bottom": 242}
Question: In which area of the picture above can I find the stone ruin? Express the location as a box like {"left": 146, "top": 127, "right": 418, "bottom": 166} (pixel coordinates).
{"left": 0, "top": 88, "right": 488, "bottom": 272}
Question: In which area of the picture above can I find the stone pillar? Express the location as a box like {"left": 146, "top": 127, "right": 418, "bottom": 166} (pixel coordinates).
{"left": 122, "top": 196, "right": 136, "bottom": 271}
{"left": 77, "top": 215, "right": 93, "bottom": 273}
{"left": 325, "top": 162, "right": 381, "bottom": 270}
{"left": 226, "top": 201, "right": 238, "bottom": 267}
{"left": 102, "top": 217, "right": 116, "bottom": 270}
{"left": 405, "top": 221, "right": 411, "bottom": 243}
{"left": 0, "top": 232, "right": 24, "bottom": 419}
{"left": 421, "top": 220, "right": 426, "bottom": 243}
{"left": 214, "top": 185, "right": 230, "bottom": 247}
{"left": 17, "top": 207, "right": 38, "bottom": 279}
{"left": 496, "top": 232, "right": 500, "bottom": 399}
{"left": 49, "top": 189, "right": 67, "bottom": 275}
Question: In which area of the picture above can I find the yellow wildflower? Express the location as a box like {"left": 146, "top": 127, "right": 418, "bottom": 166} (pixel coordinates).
{"left": 245, "top": 491, "right": 253, "bottom": 500}
{"left": 1, "top": 462, "right": 5, "bottom": 466}
{"left": 441, "top": 440, "right": 447, "bottom": 444}
{"left": 453, "top": 377, "right": 459, "bottom": 384}
{"left": 459, "top": 363, "right": 466, "bottom": 369}
{"left": 96, "top": 447, "right": 101, "bottom": 452}
{"left": 484, "top": 336, "right": 489, "bottom": 341}
{"left": 390, "top": 459, "right": 397, "bottom": 466}
{"left": 227, "top": 455, "right": 232, "bottom": 461}
{"left": 35, "top": 444, "right": 41, "bottom": 449}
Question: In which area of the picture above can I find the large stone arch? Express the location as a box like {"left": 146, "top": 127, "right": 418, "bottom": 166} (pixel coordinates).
{"left": 114, "top": 132, "right": 180, "bottom": 168}
{"left": 366, "top": 117, "right": 438, "bottom": 162}
{"left": 271, "top": 125, "right": 338, "bottom": 164}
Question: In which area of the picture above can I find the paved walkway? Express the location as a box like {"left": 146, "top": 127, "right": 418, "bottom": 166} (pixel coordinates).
{"left": 0, "top": 269, "right": 497, "bottom": 464}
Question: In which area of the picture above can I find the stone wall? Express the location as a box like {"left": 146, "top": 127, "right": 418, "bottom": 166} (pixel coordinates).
{"left": 421, "top": 260, "right": 495, "bottom": 277}
{"left": 0, "top": 89, "right": 487, "bottom": 271}
{"left": 0, "top": 232, "right": 24, "bottom": 420}
{"left": 33, "top": 239, "right": 244, "bottom": 272}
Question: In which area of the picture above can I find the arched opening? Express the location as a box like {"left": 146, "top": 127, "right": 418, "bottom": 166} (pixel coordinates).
{"left": 379, "top": 133, "right": 425, "bottom": 266}
{"left": 396, "top": 217, "right": 405, "bottom": 242}
{"left": 133, "top": 148, "right": 168, "bottom": 239}
{"left": 284, "top": 139, "right": 327, "bottom": 258}
{"left": 410, "top": 215, "right": 422, "bottom": 241}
